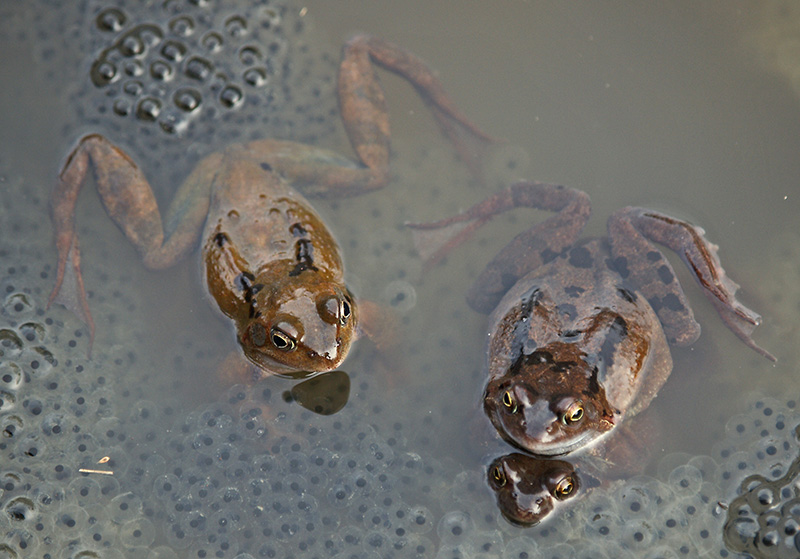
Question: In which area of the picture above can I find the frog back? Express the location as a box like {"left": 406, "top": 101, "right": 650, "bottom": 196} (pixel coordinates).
{"left": 202, "top": 151, "right": 344, "bottom": 279}
{"left": 486, "top": 238, "right": 672, "bottom": 420}
{"left": 198, "top": 150, "right": 355, "bottom": 376}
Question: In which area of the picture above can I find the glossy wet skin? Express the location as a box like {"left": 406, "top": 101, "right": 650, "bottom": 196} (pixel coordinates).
{"left": 413, "top": 180, "right": 773, "bottom": 457}
{"left": 480, "top": 189, "right": 772, "bottom": 455}
{"left": 411, "top": 180, "right": 773, "bottom": 525}
{"left": 49, "top": 35, "right": 492, "bottom": 378}
{"left": 487, "top": 453, "right": 579, "bottom": 526}
{"left": 482, "top": 239, "right": 673, "bottom": 456}
{"left": 200, "top": 149, "right": 357, "bottom": 374}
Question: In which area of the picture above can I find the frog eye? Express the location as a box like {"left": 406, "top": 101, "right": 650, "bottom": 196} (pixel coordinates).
{"left": 270, "top": 327, "right": 297, "bottom": 351}
{"left": 562, "top": 401, "right": 584, "bottom": 425}
{"left": 554, "top": 476, "right": 575, "bottom": 499}
{"left": 491, "top": 465, "right": 507, "bottom": 487}
{"left": 316, "top": 294, "right": 353, "bottom": 326}
{"left": 339, "top": 297, "right": 352, "bottom": 325}
{"left": 502, "top": 391, "right": 517, "bottom": 414}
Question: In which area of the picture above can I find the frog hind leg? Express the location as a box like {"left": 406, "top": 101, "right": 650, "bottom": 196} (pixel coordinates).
{"left": 408, "top": 180, "right": 591, "bottom": 313}
{"left": 607, "top": 206, "right": 775, "bottom": 361}
{"left": 337, "top": 34, "right": 495, "bottom": 190}
{"left": 49, "top": 140, "right": 97, "bottom": 349}
{"left": 49, "top": 134, "right": 214, "bottom": 352}
{"left": 240, "top": 36, "right": 495, "bottom": 198}
{"left": 48, "top": 230, "right": 95, "bottom": 352}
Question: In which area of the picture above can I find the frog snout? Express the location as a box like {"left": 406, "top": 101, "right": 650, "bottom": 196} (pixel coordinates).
{"left": 303, "top": 328, "right": 346, "bottom": 365}
{"left": 520, "top": 398, "right": 561, "bottom": 443}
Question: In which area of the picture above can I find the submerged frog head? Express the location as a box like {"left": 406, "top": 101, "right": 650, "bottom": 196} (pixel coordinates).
{"left": 484, "top": 347, "right": 617, "bottom": 456}
{"left": 238, "top": 278, "right": 357, "bottom": 377}
{"left": 487, "top": 452, "right": 579, "bottom": 526}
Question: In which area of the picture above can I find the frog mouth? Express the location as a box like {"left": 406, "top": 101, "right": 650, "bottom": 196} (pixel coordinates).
{"left": 492, "top": 406, "right": 615, "bottom": 457}
{"left": 242, "top": 348, "right": 314, "bottom": 377}
{"left": 527, "top": 429, "right": 608, "bottom": 457}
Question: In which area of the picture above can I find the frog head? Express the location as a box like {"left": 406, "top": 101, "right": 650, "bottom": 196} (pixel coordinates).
{"left": 483, "top": 347, "right": 617, "bottom": 456}
{"left": 487, "top": 452, "right": 579, "bottom": 526}
{"left": 238, "top": 278, "right": 357, "bottom": 378}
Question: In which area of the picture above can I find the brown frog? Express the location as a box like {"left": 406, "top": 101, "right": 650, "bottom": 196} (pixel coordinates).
{"left": 49, "top": 35, "right": 491, "bottom": 378}
{"left": 486, "top": 400, "right": 658, "bottom": 526}
{"left": 414, "top": 180, "right": 773, "bottom": 524}
{"left": 411, "top": 180, "right": 775, "bottom": 456}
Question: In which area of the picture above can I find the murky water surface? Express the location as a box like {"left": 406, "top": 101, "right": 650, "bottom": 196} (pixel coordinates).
{"left": 1, "top": 1, "right": 799, "bottom": 558}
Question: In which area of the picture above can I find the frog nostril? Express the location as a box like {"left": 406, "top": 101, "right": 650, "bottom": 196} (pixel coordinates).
{"left": 249, "top": 323, "right": 267, "bottom": 346}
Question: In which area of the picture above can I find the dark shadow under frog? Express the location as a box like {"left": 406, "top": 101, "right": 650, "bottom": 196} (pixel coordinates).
{"left": 410, "top": 180, "right": 774, "bottom": 525}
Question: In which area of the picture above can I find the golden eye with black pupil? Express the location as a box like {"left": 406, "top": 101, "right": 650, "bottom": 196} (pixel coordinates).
{"left": 555, "top": 476, "right": 574, "bottom": 499}
{"left": 270, "top": 328, "right": 296, "bottom": 351}
{"left": 339, "top": 298, "right": 351, "bottom": 325}
{"left": 502, "top": 391, "right": 517, "bottom": 413}
{"left": 491, "top": 466, "right": 506, "bottom": 487}
{"left": 562, "top": 401, "right": 584, "bottom": 425}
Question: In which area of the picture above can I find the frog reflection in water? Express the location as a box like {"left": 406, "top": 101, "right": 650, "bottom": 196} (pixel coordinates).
{"left": 411, "top": 180, "right": 774, "bottom": 524}
{"left": 49, "top": 35, "right": 491, "bottom": 379}
{"left": 487, "top": 452, "right": 578, "bottom": 526}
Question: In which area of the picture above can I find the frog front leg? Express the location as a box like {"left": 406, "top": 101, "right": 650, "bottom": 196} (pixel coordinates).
{"left": 607, "top": 207, "right": 775, "bottom": 361}
{"left": 409, "top": 181, "right": 591, "bottom": 313}
{"left": 49, "top": 134, "right": 220, "bottom": 349}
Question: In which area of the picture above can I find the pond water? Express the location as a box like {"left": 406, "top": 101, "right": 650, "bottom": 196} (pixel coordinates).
{"left": 1, "top": 1, "right": 799, "bottom": 558}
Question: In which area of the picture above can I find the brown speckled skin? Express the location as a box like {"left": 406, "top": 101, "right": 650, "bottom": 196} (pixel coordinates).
{"left": 50, "top": 134, "right": 363, "bottom": 377}
{"left": 49, "top": 35, "right": 493, "bottom": 377}
{"left": 483, "top": 238, "right": 673, "bottom": 456}
{"left": 412, "top": 180, "right": 773, "bottom": 457}
{"left": 199, "top": 144, "right": 355, "bottom": 375}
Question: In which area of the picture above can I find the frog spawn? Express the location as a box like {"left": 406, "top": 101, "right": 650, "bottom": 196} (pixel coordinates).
{"left": 0, "top": 217, "right": 442, "bottom": 557}
{"left": 1, "top": 6, "right": 795, "bottom": 554}
{"left": 0, "top": 284, "right": 157, "bottom": 556}
{"left": 2, "top": 167, "right": 800, "bottom": 559}
{"left": 425, "top": 395, "right": 800, "bottom": 559}
{"left": 86, "top": 3, "right": 291, "bottom": 136}
{"left": 140, "top": 393, "right": 449, "bottom": 559}
{"left": 717, "top": 398, "right": 800, "bottom": 558}
{"left": 7, "top": 0, "right": 339, "bottom": 187}
{"left": 0, "top": 268, "right": 442, "bottom": 558}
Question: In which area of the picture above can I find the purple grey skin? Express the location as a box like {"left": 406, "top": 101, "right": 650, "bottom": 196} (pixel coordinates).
{"left": 411, "top": 180, "right": 774, "bottom": 457}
